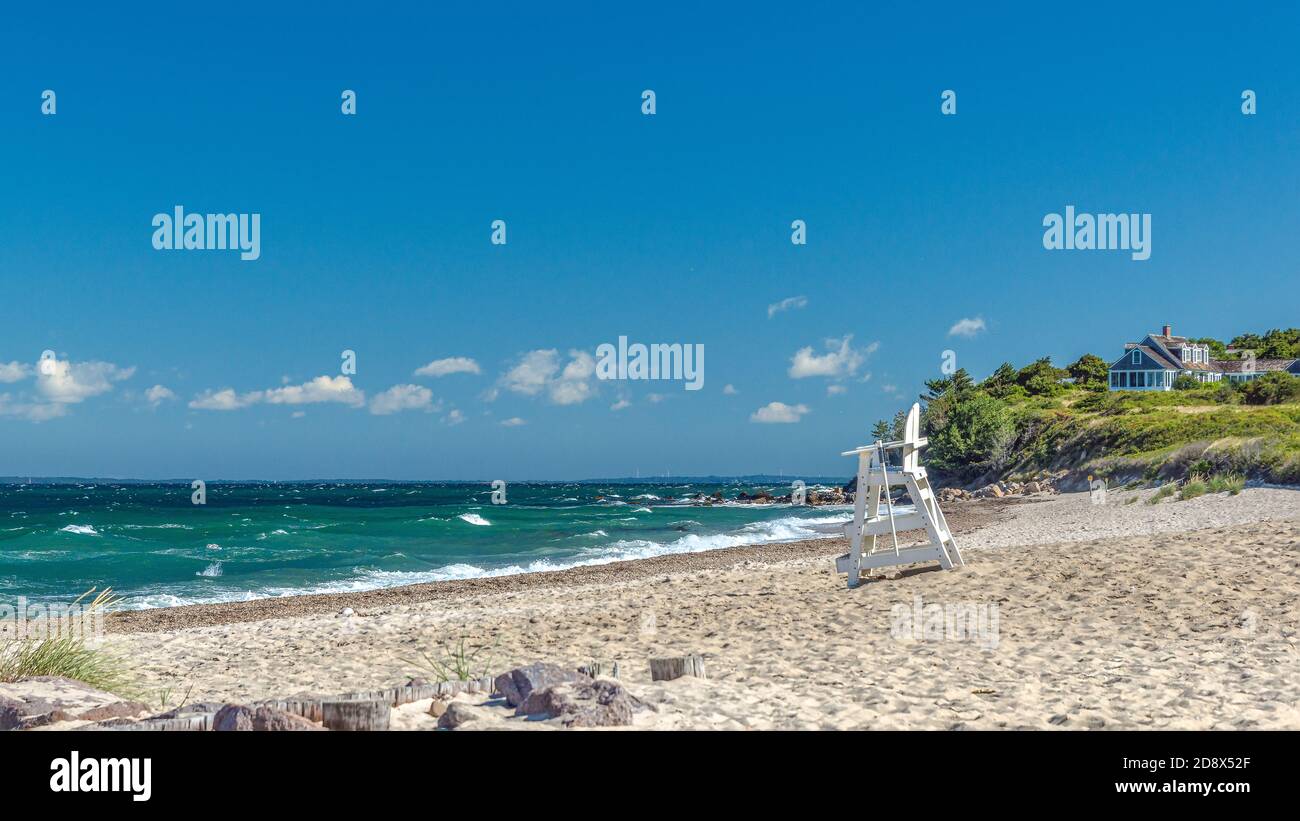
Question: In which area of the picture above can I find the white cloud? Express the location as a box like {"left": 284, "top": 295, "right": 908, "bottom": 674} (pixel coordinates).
{"left": 610, "top": 398, "right": 631, "bottom": 411}
{"left": 500, "top": 417, "right": 527, "bottom": 427}
{"left": 550, "top": 350, "right": 596, "bottom": 405}
{"left": 827, "top": 384, "right": 847, "bottom": 396}
{"left": 192, "top": 376, "right": 366, "bottom": 412}
{"left": 369, "top": 384, "right": 434, "bottom": 415}
{"left": 501, "top": 349, "right": 597, "bottom": 405}
{"left": 788, "top": 335, "right": 875, "bottom": 380}
{"left": 144, "top": 384, "right": 177, "bottom": 408}
{"left": 750, "top": 401, "right": 810, "bottom": 423}
{"left": 189, "top": 388, "right": 258, "bottom": 411}
{"left": 948, "top": 317, "right": 987, "bottom": 338}
{"left": 647, "top": 393, "right": 666, "bottom": 404}
{"left": 443, "top": 408, "right": 465, "bottom": 425}
{"left": 262, "top": 375, "right": 365, "bottom": 407}
{"left": 767, "top": 295, "right": 808, "bottom": 319}
{"left": 37, "top": 359, "right": 135, "bottom": 404}
{"left": 0, "top": 393, "right": 68, "bottom": 422}
{"left": 414, "top": 357, "right": 481, "bottom": 378}
{"left": 881, "top": 383, "right": 899, "bottom": 395}
{"left": 502, "top": 350, "right": 558, "bottom": 396}
{"left": 722, "top": 384, "right": 738, "bottom": 395}
{"left": 0, "top": 361, "right": 31, "bottom": 383}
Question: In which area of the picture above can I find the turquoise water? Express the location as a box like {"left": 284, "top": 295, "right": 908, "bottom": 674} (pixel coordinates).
{"left": 0, "top": 481, "right": 853, "bottom": 609}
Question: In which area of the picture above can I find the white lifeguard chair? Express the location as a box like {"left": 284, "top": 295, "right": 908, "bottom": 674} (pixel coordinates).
{"left": 835, "top": 403, "right": 963, "bottom": 587}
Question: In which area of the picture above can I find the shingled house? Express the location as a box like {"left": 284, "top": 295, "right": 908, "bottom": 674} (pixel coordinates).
{"left": 1107, "top": 324, "right": 1300, "bottom": 391}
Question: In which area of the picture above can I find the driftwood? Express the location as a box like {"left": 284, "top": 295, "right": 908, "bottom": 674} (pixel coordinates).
{"left": 97, "top": 676, "right": 498, "bottom": 731}
{"left": 322, "top": 700, "right": 391, "bottom": 731}
{"left": 578, "top": 661, "right": 621, "bottom": 679}
{"left": 649, "top": 655, "right": 706, "bottom": 682}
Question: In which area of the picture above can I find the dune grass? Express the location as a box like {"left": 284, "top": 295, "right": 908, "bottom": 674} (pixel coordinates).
{"left": 1207, "top": 474, "right": 1246, "bottom": 495}
{"left": 0, "top": 588, "right": 135, "bottom": 696}
{"left": 406, "top": 635, "right": 497, "bottom": 683}
{"left": 1147, "top": 484, "right": 1178, "bottom": 505}
{"left": 1178, "top": 474, "right": 1209, "bottom": 501}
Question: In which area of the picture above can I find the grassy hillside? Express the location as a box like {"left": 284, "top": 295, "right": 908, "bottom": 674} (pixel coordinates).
{"left": 995, "top": 387, "right": 1300, "bottom": 487}
{"left": 877, "top": 340, "right": 1300, "bottom": 489}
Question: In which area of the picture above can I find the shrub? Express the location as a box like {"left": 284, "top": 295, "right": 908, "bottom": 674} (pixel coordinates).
{"left": 1241, "top": 372, "right": 1300, "bottom": 406}
{"left": 1178, "top": 474, "right": 1208, "bottom": 501}
{"left": 1147, "top": 484, "right": 1177, "bottom": 504}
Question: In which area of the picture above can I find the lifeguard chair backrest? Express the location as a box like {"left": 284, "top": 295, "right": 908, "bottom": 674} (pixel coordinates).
{"left": 902, "top": 403, "right": 922, "bottom": 472}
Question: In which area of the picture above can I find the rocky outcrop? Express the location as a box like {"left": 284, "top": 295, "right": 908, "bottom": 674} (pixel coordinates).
{"left": 493, "top": 663, "right": 591, "bottom": 708}
{"left": 213, "top": 704, "right": 323, "bottom": 731}
{"left": 0, "top": 676, "right": 150, "bottom": 730}
{"left": 971, "top": 476, "right": 1061, "bottom": 499}
{"left": 517, "top": 679, "right": 649, "bottom": 727}
{"left": 436, "top": 700, "right": 494, "bottom": 729}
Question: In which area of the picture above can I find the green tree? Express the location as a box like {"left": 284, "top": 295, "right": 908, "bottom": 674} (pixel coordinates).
{"left": 871, "top": 419, "right": 891, "bottom": 441}
{"left": 1016, "top": 357, "right": 1066, "bottom": 397}
{"left": 981, "top": 362, "right": 1019, "bottom": 399}
{"left": 1066, "top": 353, "right": 1109, "bottom": 388}
{"left": 926, "top": 393, "right": 1015, "bottom": 475}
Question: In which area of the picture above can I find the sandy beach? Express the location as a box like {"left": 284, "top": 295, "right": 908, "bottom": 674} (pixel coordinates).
{"left": 99, "top": 487, "right": 1300, "bottom": 730}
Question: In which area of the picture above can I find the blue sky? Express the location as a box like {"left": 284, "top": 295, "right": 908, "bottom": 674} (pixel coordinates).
{"left": 2, "top": 2, "right": 1298, "bottom": 479}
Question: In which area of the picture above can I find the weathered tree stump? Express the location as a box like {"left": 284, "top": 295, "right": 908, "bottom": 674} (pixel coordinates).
{"left": 322, "top": 699, "right": 391, "bottom": 731}
{"left": 649, "top": 655, "right": 706, "bottom": 682}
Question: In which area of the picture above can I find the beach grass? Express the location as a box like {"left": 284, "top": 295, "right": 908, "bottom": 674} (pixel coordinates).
{"left": 407, "top": 635, "right": 497, "bottom": 683}
{"left": 1178, "top": 474, "right": 1209, "bottom": 501}
{"left": 1147, "top": 484, "right": 1178, "bottom": 505}
{"left": 1207, "top": 474, "right": 1246, "bottom": 495}
{"left": 0, "top": 588, "right": 135, "bottom": 696}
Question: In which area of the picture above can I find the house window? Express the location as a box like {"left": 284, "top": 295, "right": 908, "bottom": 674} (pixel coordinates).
{"left": 1131, "top": 350, "right": 1140, "bottom": 365}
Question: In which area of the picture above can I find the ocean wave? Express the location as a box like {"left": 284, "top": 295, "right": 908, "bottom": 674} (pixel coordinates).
{"left": 196, "top": 561, "right": 223, "bottom": 577}
{"left": 457, "top": 513, "right": 491, "bottom": 526}
{"left": 58, "top": 524, "right": 99, "bottom": 536}
{"left": 115, "top": 511, "right": 861, "bottom": 609}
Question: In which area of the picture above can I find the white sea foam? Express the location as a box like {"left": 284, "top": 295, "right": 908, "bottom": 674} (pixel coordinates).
{"left": 196, "top": 561, "right": 223, "bottom": 577}
{"left": 58, "top": 524, "right": 99, "bottom": 536}
{"left": 117, "top": 511, "right": 862, "bottom": 609}
{"left": 458, "top": 513, "right": 491, "bottom": 526}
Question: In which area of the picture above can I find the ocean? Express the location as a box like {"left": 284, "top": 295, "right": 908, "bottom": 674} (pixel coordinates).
{"left": 0, "top": 480, "right": 857, "bottom": 609}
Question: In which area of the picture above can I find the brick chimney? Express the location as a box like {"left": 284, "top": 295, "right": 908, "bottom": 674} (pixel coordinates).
{"left": 1162, "top": 324, "right": 1172, "bottom": 338}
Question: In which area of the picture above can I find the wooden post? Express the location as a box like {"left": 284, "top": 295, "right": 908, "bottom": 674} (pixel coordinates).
{"left": 322, "top": 699, "right": 391, "bottom": 731}
{"left": 650, "top": 655, "right": 706, "bottom": 681}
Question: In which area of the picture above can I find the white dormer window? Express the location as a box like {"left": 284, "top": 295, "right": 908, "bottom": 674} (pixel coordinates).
{"left": 1132, "top": 350, "right": 1140, "bottom": 365}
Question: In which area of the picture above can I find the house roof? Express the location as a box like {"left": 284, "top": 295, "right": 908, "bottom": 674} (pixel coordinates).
{"left": 1110, "top": 345, "right": 1182, "bottom": 371}
{"left": 1215, "top": 358, "right": 1298, "bottom": 374}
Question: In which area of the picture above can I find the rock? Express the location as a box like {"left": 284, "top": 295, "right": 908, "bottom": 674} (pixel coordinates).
{"left": 339, "top": 607, "right": 355, "bottom": 617}
{"left": 518, "top": 679, "right": 648, "bottom": 727}
{"left": 984, "top": 484, "right": 1004, "bottom": 498}
{"left": 213, "top": 704, "right": 323, "bottom": 731}
{"left": 436, "top": 700, "right": 492, "bottom": 729}
{"left": 494, "top": 663, "right": 591, "bottom": 708}
{"left": 0, "top": 676, "right": 150, "bottom": 730}
{"left": 1025, "top": 481, "right": 1042, "bottom": 494}
{"left": 428, "top": 699, "right": 449, "bottom": 718}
